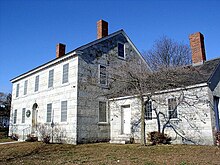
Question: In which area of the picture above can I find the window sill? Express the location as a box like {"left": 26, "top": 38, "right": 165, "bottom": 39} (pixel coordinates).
{"left": 98, "top": 122, "right": 109, "bottom": 126}
{"left": 169, "top": 118, "right": 180, "bottom": 121}
{"left": 118, "top": 56, "right": 126, "bottom": 60}
{"left": 98, "top": 84, "right": 109, "bottom": 89}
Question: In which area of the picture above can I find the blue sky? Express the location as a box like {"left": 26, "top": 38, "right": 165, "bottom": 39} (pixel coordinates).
{"left": 0, "top": 0, "right": 220, "bottom": 93}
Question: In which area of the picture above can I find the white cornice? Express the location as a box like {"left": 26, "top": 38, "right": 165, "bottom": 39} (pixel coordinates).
{"left": 11, "top": 51, "right": 78, "bottom": 83}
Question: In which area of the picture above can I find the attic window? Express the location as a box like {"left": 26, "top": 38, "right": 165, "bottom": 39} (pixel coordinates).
{"left": 118, "top": 42, "right": 125, "bottom": 59}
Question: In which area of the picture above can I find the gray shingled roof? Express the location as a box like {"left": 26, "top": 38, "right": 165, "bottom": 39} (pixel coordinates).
{"left": 181, "top": 58, "right": 220, "bottom": 85}
{"left": 149, "top": 58, "right": 220, "bottom": 91}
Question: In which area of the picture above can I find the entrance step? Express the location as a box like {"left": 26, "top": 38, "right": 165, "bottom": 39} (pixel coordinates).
{"left": 110, "top": 135, "right": 131, "bottom": 144}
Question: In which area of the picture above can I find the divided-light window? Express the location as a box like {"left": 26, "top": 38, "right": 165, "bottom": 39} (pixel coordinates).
{"left": 13, "top": 109, "right": 17, "bottom": 124}
{"left": 145, "top": 101, "right": 152, "bottom": 120}
{"left": 47, "top": 103, "right": 52, "bottom": 122}
{"left": 62, "top": 63, "right": 69, "bottom": 84}
{"left": 16, "top": 84, "right": 19, "bottom": 97}
{"left": 22, "top": 108, "right": 25, "bottom": 123}
{"left": 24, "top": 80, "right": 28, "bottom": 95}
{"left": 168, "top": 98, "right": 177, "bottom": 119}
{"left": 61, "top": 101, "right": 67, "bottom": 122}
{"left": 48, "top": 69, "right": 54, "bottom": 88}
{"left": 99, "top": 65, "right": 107, "bottom": 85}
{"left": 35, "top": 75, "right": 39, "bottom": 92}
{"left": 99, "top": 101, "right": 107, "bottom": 122}
{"left": 118, "top": 43, "right": 125, "bottom": 59}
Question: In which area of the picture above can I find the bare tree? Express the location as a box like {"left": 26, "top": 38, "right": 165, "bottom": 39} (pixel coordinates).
{"left": 144, "top": 36, "right": 191, "bottom": 71}
{"left": 0, "top": 92, "right": 11, "bottom": 116}
{"left": 108, "top": 61, "right": 212, "bottom": 145}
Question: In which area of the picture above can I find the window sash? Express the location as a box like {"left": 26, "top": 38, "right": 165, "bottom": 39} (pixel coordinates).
{"left": 48, "top": 69, "right": 54, "bottom": 88}
{"left": 24, "top": 80, "right": 28, "bottom": 95}
{"left": 13, "top": 110, "right": 17, "bottom": 124}
{"left": 146, "top": 101, "right": 152, "bottom": 120}
{"left": 168, "top": 98, "right": 177, "bottom": 118}
{"left": 61, "top": 101, "right": 67, "bottom": 122}
{"left": 35, "top": 75, "right": 39, "bottom": 92}
{"left": 62, "top": 63, "right": 69, "bottom": 84}
{"left": 100, "top": 65, "right": 107, "bottom": 85}
{"left": 22, "top": 108, "right": 25, "bottom": 123}
{"left": 99, "top": 102, "right": 107, "bottom": 122}
{"left": 47, "top": 103, "right": 52, "bottom": 122}
{"left": 118, "top": 43, "right": 125, "bottom": 58}
{"left": 16, "top": 84, "right": 19, "bottom": 97}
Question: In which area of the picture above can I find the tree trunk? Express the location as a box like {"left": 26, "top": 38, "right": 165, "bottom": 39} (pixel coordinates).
{"left": 140, "top": 97, "right": 146, "bottom": 145}
{"left": 156, "top": 113, "right": 161, "bottom": 133}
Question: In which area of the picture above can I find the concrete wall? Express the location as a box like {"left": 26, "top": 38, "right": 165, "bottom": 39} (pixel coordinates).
{"left": 110, "top": 85, "right": 215, "bottom": 145}
{"left": 9, "top": 56, "right": 78, "bottom": 144}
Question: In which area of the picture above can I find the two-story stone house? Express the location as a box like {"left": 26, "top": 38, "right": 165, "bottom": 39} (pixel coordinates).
{"left": 9, "top": 20, "right": 148, "bottom": 144}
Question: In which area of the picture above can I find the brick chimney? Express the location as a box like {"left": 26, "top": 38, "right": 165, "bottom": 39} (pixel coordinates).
{"left": 97, "top": 20, "right": 108, "bottom": 39}
{"left": 56, "top": 43, "right": 66, "bottom": 58}
{"left": 189, "top": 32, "right": 206, "bottom": 65}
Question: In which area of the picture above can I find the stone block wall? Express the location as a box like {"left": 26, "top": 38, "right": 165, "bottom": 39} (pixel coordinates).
{"left": 9, "top": 56, "right": 78, "bottom": 144}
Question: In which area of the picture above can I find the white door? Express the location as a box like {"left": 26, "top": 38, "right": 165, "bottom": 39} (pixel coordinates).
{"left": 121, "top": 105, "right": 131, "bottom": 134}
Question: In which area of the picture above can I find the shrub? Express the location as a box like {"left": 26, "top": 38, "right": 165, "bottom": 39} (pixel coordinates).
{"left": 43, "top": 135, "right": 51, "bottom": 144}
{"left": 11, "top": 133, "right": 19, "bottom": 141}
{"left": 25, "top": 134, "right": 38, "bottom": 142}
{"left": 147, "top": 131, "right": 171, "bottom": 145}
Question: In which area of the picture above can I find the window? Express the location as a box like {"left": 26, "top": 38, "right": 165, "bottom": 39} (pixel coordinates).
{"left": 145, "top": 101, "right": 152, "bottom": 120}
{"left": 46, "top": 103, "right": 52, "bottom": 122}
{"left": 61, "top": 101, "right": 67, "bottom": 122}
{"left": 24, "top": 80, "right": 28, "bottom": 95}
{"left": 35, "top": 75, "right": 39, "bottom": 92}
{"left": 48, "top": 69, "right": 54, "bottom": 88}
{"left": 13, "top": 109, "right": 17, "bottom": 124}
{"left": 22, "top": 108, "right": 25, "bottom": 123}
{"left": 99, "top": 102, "right": 107, "bottom": 122}
{"left": 99, "top": 65, "right": 107, "bottom": 85}
{"left": 168, "top": 98, "right": 177, "bottom": 119}
{"left": 16, "top": 84, "right": 19, "bottom": 97}
{"left": 62, "top": 63, "right": 69, "bottom": 84}
{"left": 118, "top": 42, "right": 125, "bottom": 59}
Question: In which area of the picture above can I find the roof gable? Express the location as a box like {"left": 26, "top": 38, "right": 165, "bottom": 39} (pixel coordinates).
{"left": 11, "top": 29, "right": 150, "bottom": 82}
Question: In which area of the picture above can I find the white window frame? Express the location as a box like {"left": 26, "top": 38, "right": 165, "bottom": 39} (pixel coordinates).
{"left": 16, "top": 84, "right": 19, "bottom": 97}
{"left": 61, "top": 101, "right": 67, "bottom": 122}
{"left": 168, "top": 98, "right": 178, "bottom": 119}
{"left": 62, "top": 63, "right": 69, "bottom": 84}
{"left": 13, "top": 109, "right": 17, "bottom": 124}
{"left": 117, "top": 42, "right": 125, "bottom": 59}
{"left": 34, "top": 75, "right": 39, "bottom": 92}
{"left": 145, "top": 100, "right": 152, "bottom": 120}
{"left": 98, "top": 101, "right": 107, "bottom": 123}
{"left": 46, "top": 103, "right": 52, "bottom": 122}
{"left": 22, "top": 108, "right": 25, "bottom": 123}
{"left": 48, "top": 69, "right": 54, "bottom": 88}
{"left": 99, "top": 64, "right": 107, "bottom": 86}
{"left": 24, "top": 80, "right": 28, "bottom": 95}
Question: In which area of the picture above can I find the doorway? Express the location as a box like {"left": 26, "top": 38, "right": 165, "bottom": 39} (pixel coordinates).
{"left": 121, "top": 105, "right": 131, "bottom": 134}
{"left": 32, "top": 103, "right": 38, "bottom": 133}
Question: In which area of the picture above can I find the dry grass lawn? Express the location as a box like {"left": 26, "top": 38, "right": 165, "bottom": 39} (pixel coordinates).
{"left": 0, "top": 142, "right": 220, "bottom": 165}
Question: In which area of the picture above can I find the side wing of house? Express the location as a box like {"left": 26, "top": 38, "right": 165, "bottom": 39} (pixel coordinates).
{"left": 76, "top": 31, "right": 150, "bottom": 143}
{"left": 110, "top": 85, "right": 215, "bottom": 145}
{"left": 9, "top": 55, "right": 79, "bottom": 144}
